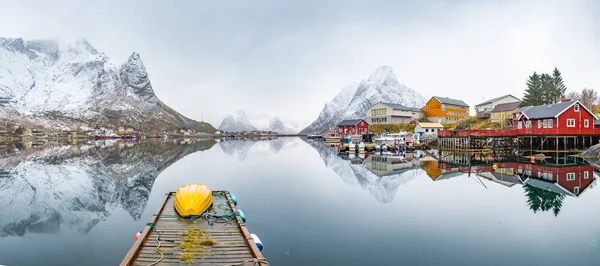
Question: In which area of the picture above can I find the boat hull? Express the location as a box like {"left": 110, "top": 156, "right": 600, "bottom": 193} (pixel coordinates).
{"left": 174, "top": 183, "right": 213, "bottom": 217}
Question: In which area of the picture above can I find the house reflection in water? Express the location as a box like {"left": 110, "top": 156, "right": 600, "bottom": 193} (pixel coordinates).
{"left": 435, "top": 158, "right": 598, "bottom": 216}
{"left": 420, "top": 156, "right": 464, "bottom": 181}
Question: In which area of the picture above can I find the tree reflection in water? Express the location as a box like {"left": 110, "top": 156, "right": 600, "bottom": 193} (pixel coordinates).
{"left": 524, "top": 185, "right": 566, "bottom": 216}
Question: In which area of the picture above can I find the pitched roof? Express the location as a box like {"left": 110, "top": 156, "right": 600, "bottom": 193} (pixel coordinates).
{"left": 337, "top": 119, "right": 364, "bottom": 126}
{"left": 490, "top": 102, "right": 522, "bottom": 113}
{"left": 520, "top": 101, "right": 575, "bottom": 119}
{"left": 418, "top": 122, "right": 444, "bottom": 128}
{"left": 475, "top": 94, "right": 521, "bottom": 107}
{"left": 432, "top": 96, "right": 469, "bottom": 107}
{"left": 521, "top": 178, "right": 576, "bottom": 197}
{"left": 379, "top": 102, "right": 422, "bottom": 112}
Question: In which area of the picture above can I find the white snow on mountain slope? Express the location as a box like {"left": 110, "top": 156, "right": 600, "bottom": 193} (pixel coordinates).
{"left": 301, "top": 66, "right": 427, "bottom": 133}
{"left": 0, "top": 37, "right": 215, "bottom": 133}
{"left": 219, "top": 110, "right": 258, "bottom": 132}
{"left": 218, "top": 110, "right": 305, "bottom": 133}
{"left": 0, "top": 140, "right": 216, "bottom": 237}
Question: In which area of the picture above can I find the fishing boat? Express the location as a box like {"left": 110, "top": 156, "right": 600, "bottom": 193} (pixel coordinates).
{"left": 373, "top": 133, "right": 407, "bottom": 150}
{"left": 121, "top": 184, "right": 268, "bottom": 266}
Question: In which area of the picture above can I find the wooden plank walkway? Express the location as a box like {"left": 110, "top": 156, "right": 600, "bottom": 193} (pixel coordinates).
{"left": 121, "top": 191, "right": 268, "bottom": 266}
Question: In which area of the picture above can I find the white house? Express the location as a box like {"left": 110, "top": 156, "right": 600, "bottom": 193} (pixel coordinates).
{"left": 367, "top": 102, "right": 424, "bottom": 124}
{"left": 474, "top": 94, "right": 521, "bottom": 119}
{"left": 415, "top": 122, "right": 444, "bottom": 136}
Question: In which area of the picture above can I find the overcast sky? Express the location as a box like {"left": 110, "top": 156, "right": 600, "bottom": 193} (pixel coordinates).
{"left": 1, "top": 0, "right": 599, "bottom": 126}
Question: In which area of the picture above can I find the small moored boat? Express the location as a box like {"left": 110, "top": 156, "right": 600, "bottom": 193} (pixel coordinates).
{"left": 174, "top": 183, "right": 213, "bottom": 217}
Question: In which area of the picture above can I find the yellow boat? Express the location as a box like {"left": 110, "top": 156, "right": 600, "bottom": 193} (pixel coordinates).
{"left": 174, "top": 183, "right": 213, "bottom": 217}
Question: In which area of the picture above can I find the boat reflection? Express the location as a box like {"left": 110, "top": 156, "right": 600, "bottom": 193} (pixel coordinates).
{"left": 0, "top": 139, "right": 216, "bottom": 237}
{"left": 307, "top": 140, "right": 421, "bottom": 203}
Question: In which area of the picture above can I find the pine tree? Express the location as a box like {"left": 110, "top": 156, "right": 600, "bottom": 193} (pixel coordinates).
{"left": 552, "top": 67, "right": 567, "bottom": 102}
{"left": 540, "top": 73, "right": 554, "bottom": 104}
{"left": 522, "top": 68, "right": 568, "bottom": 106}
{"left": 521, "top": 72, "right": 543, "bottom": 106}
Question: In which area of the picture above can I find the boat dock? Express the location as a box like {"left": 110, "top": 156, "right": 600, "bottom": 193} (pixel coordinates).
{"left": 120, "top": 191, "right": 268, "bottom": 266}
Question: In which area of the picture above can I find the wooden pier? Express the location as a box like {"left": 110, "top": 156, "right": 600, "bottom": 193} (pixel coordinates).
{"left": 438, "top": 129, "right": 600, "bottom": 155}
{"left": 120, "top": 191, "right": 268, "bottom": 266}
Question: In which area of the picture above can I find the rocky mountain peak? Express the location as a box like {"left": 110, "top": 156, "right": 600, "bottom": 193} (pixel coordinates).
{"left": 73, "top": 38, "right": 99, "bottom": 55}
{"left": 120, "top": 52, "right": 154, "bottom": 98}
{"left": 0, "top": 37, "right": 217, "bottom": 134}
{"left": 367, "top": 65, "right": 399, "bottom": 86}
{"left": 301, "top": 66, "right": 426, "bottom": 133}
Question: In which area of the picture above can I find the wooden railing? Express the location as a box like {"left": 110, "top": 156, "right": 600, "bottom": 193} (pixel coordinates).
{"left": 439, "top": 128, "right": 600, "bottom": 137}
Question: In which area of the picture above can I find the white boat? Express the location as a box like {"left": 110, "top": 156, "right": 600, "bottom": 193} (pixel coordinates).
{"left": 373, "top": 133, "right": 403, "bottom": 150}
{"left": 348, "top": 135, "right": 365, "bottom": 153}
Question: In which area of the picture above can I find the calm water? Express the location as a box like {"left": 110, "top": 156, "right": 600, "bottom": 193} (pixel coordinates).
{"left": 1, "top": 138, "right": 600, "bottom": 266}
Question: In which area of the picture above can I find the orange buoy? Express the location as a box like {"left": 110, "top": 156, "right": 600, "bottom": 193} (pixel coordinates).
{"left": 531, "top": 156, "right": 535, "bottom": 163}
{"left": 135, "top": 231, "right": 142, "bottom": 241}
{"left": 492, "top": 164, "right": 497, "bottom": 170}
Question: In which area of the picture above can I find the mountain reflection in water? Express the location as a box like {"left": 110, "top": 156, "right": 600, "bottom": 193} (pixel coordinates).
{"left": 0, "top": 139, "right": 216, "bottom": 237}
{"left": 305, "top": 140, "right": 598, "bottom": 216}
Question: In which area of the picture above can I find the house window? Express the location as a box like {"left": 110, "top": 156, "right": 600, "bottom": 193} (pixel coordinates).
{"left": 548, "top": 172, "right": 553, "bottom": 179}
{"left": 425, "top": 129, "right": 429, "bottom": 132}
{"left": 518, "top": 121, "right": 522, "bottom": 129}
{"left": 525, "top": 121, "right": 531, "bottom": 128}
{"left": 548, "top": 119, "right": 553, "bottom": 128}
{"left": 538, "top": 120, "right": 542, "bottom": 128}
{"left": 566, "top": 173, "right": 576, "bottom": 181}
{"left": 543, "top": 119, "right": 548, "bottom": 128}
{"left": 584, "top": 119, "right": 589, "bottom": 128}
{"left": 574, "top": 104, "right": 579, "bottom": 112}
{"left": 567, "top": 119, "right": 575, "bottom": 127}
{"left": 574, "top": 186, "right": 579, "bottom": 195}
{"left": 584, "top": 171, "right": 589, "bottom": 179}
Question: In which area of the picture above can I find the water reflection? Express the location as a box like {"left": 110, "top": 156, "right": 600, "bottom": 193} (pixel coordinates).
{"left": 306, "top": 140, "right": 422, "bottom": 203}
{"left": 437, "top": 155, "right": 597, "bottom": 216}
{"left": 306, "top": 140, "right": 598, "bottom": 216}
{"left": 0, "top": 139, "right": 216, "bottom": 237}
{"left": 218, "top": 138, "right": 297, "bottom": 160}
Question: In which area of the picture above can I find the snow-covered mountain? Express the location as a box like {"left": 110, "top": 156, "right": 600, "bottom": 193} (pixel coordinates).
{"left": 0, "top": 139, "right": 216, "bottom": 237}
{"left": 301, "top": 66, "right": 427, "bottom": 133}
{"left": 218, "top": 110, "right": 304, "bottom": 133}
{"left": 219, "top": 110, "right": 257, "bottom": 132}
{"left": 0, "top": 37, "right": 215, "bottom": 133}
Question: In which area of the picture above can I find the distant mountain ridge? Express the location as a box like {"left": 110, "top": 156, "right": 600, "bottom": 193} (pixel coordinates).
{"left": 301, "top": 66, "right": 426, "bottom": 133}
{"left": 218, "top": 110, "right": 304, "bottom": 134}
{"left": 0, "top": 37, "right": 215, "bottom": 133}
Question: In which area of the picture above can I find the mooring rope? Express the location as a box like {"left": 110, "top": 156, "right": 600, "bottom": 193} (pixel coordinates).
{"left": 145, "top": 222, "right": 174, "bottom": 266}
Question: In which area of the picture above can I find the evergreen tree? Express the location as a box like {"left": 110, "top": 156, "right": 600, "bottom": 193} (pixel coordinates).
{"left": 521, "top": 68, "right": 568, "bottom": 106}
{"left": 521, "top": 72, "right": 543, "bottom": 107}
{"left": 552, "top": 67, "right": 567, "bottom": 102}
{"left": 540, "top": 73, "right": 554, "bottom": 104}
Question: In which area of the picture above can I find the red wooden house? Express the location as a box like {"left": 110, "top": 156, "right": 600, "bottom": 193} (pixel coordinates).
{"left": 512, "top": 100, "right": 597, "bottom": 135}
{"left": 337, "top": 119, "right": 369, "bottom": 135}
